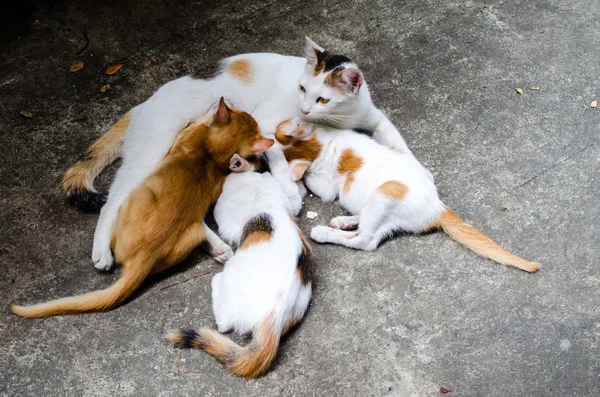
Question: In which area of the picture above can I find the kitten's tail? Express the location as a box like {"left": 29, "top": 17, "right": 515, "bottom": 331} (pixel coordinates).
{"left": 62, "top": 111, "right": 132, "bottom": 213}
{"left": 165, "top": 315, "right": 280, "bottom": 379}
{"left": 435, "top": 207, "right": 541, "bottom": 273}
{"left": 11, "top": 256, "right": 151, "bottom": 318}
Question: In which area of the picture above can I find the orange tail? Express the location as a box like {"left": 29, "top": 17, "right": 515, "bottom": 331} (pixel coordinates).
{"left": 165, "top": 315, "right": 280, "bottom": 378}
{"left": 11, "top": 257, "right": 151, "bottom": 318}
{"left": 62, "top": 111, "right": 131, "bottom": 212}
{"left": 436, "top": 208, "right": 541, "bottom": 272}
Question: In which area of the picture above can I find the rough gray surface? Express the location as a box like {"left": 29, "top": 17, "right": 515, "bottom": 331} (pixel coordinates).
{"left": 1, "top": 0, "right": 599, "bottom": 395}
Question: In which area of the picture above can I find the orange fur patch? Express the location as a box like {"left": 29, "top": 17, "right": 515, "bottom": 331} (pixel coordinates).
{"left": 377, "top": 180, "right": 408, "bottom": 199}
{"left": 239, "top": 230, "right": 272, "bottom": 249}
{"left": 283, "top": 134, "right": 323, "bottom": 162}
{"left": 282, "top": 315, "right": 303, "bottom": 335}
{"left": 226, "top": 315, "right": 279, "bottom": 378}
{"left": 62, "top": 111, "right": 131, "bottom": 193}
{"left": 228, "top": 59, "right": 254, "bottom": 84}
{"left": 337, "top": 149, "right": 364, "bottom": 194}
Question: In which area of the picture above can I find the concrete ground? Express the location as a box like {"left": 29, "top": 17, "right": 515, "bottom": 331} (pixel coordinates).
{"left": 1, "top": 0, "right": 599, "bottom": 395}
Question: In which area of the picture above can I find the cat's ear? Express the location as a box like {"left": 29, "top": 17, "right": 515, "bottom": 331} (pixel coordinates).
{"left": 289, "top": 160, "right": 311, "bottom": 181}
{"left": 340, "top": 68, "right": 363, "bottom": 94}
{"left": 229, "top": 154, "right": 252, "bottom": 172}
{"left": 305, "top": 36, "right": 326, "bottom": 66}
{"left": 214, "top": 97, "right": 230, "bottom": 123}
{"left": 252, "top": 137, "right": 275, "bottom": 154}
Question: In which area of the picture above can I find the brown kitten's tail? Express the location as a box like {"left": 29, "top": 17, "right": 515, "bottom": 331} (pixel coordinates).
{"left": 11, "top": 257, "right": 151, "bottom": 318}
{"left": 435, "top": 208, "right": 541, "bottom": 273}
{"left": 62, "top": 112, "right": 131, "bottom": 213}
{"left": 165, "top": 316, "right": 280, "bottom": 378}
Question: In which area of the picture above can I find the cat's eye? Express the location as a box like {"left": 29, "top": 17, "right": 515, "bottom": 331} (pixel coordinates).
{"left": 299, "top": 85, "right": 306, "bottom": 93}
{"left": 317, "top": 97, "right": 329, "bottom": 104}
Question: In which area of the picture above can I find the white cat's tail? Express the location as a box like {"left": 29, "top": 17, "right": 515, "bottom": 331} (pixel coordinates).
{"left": 11, "top": 255, "right": 151, "bottom": 318}
{"left": 165, "top": 315, "right": 281, "bottom": 378}
{"left": 62, "top": 111, "right": 131, "bottom": 213}
{"left": 436, "top": 208, "right": 541, "bottom": 273}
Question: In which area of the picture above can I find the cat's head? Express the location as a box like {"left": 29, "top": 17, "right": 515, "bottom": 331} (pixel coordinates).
{"left": 298, "top": 37, "right": 364, "bottom": 122}
{"left": 274, "top": 117, "right": 321, "bottom": 181}
{"left": 207, "top": 97, "right": 274, "bottom": 165}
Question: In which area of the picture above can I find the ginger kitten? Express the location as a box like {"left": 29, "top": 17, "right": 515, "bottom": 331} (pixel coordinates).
{"left": 11, "top": 99, "right": 274, "bottom": 318}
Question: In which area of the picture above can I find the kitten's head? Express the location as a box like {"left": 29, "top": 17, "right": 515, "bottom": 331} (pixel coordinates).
{"left": 274, "top": 117, "right": 321, "bottom": 181}
{"left": 207, "top": 97, "right": 274, "bottom": 165}
{"left": 298, "top": 37, "right": 364, "bottom": 122}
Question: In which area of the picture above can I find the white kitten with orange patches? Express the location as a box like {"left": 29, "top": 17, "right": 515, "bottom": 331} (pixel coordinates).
{"left": 165, "top": 146, "right": 312, "bottom": 379}
{"left": 275, "top": 118, "right": 541, "bottom": 273}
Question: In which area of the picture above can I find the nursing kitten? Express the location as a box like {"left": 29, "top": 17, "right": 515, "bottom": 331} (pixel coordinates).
{"left": 274, "top": 118, "right": 540, "bottom": 272}
{"left": 11, "top": 99, "right": 274, "bottom": 318}
{"left": 61, "top": 37, "right": 430, "bottom": 272}
{"left": 165, "top": 147, "right": 312, "bottom": 378}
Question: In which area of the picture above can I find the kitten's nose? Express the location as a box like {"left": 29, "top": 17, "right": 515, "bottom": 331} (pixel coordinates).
{"left": 301, "top": 109, "right": 309, "bottom": 115}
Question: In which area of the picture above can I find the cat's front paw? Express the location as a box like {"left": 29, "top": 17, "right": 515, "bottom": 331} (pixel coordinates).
{"left": 93, "top": 249, "right": 115, "bottom": 271}
{"left": 310, "top": 225, "right": 334, "bottom": 243}
{"left": 211, "top": 245, "right": 234, "bottom": 264}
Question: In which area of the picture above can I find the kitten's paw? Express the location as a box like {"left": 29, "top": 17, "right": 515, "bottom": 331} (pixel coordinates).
{"left": 330, "top": 216, "right": 360, "bottom": 230}
{"left": 93, "top": 249, "right": 114, "bottom": 271}
{"left": 211, "top": 246, "right": 234, "bottom": 265}
{"left": 310, "top": 225, "right": 335, "bottom": 243}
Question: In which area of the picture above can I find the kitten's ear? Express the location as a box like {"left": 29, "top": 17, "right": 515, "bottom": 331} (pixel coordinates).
{"left": 341, "top": 68, "right": 363, "bottom": 94}
{"left": 305, "top": 36, "right": 326, "bottom": 66}
{"left": 252, "top": 137, "right": 275, "bottom": 154}
{"left": 214, "top": 97, "right": 230, "bottom": 123}
{"left": 289, "top": 160, "right": 311, "bottom": 181}
{"left": 229, "top": 154, "right": 252, "bottom": 172}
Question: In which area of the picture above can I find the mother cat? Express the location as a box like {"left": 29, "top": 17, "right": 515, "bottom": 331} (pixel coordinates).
{"left": 63, "top": 37, "right": 430, "bottom": 272}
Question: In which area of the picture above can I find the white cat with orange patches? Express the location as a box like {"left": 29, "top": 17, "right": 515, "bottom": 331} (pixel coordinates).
{"left": 165, "top": 146, "right": 312, "bottom": 378}
{"left": 275, "top": 118, "right": 541, "bottom": 272}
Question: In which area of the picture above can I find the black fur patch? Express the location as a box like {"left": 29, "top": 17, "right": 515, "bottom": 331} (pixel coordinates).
{"left": 297, "top": 233, "right": 315, "bottom": 284}
{"left": 179, "top": 328, "right": 199, "bottom": 348}
{"left": 65, "top": 188, "right": 107, "bottom": 213}
{"left": 324, "top": 55, "right": 352, "bottom": 72}
{"left": 240, "top": 214, "right": 274, "bottom": 245}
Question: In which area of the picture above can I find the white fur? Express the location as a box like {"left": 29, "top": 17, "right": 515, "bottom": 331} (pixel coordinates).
{"left": 283, "top": 119, "right": 445, "bottom": 251}
{"left": 211, "top": 146, "right": 310, "bottom": 334}
{"left": 91, "top": 38, "right": 428, "bottom": 270}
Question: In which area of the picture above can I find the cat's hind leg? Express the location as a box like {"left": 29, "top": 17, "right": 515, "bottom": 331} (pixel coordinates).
{"left": 311, "top": 193, "right": 398, "bottom": 251}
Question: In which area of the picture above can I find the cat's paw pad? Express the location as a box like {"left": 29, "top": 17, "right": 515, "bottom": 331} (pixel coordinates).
{"left": 310, "top": 225, "right": 334, "bottom": 243}
{"left": 93, "top": 250, "right": 114, "bottom": 272}
{"left": 330, "top": 216, "right": 359, "bottom": 230}
{"left": 212, "top": 246, "right": 234, "bottom": 264}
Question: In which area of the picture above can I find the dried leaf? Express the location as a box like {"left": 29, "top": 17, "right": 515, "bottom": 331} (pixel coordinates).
{"left": 105, "top": 63, "right": 123, "bottom": 75}
{"left": 19, "top": 110, "right": 33, "bottom": 118}
{"left": 100, "top": 84, "right": 111, "bottom": 93}
{"left": 515, "top": 87, "right": 523, "bottom": 95}
{"left": 306, "top": 211, "right": 318, "bottom": 219}
{"left": 69, "top": 60, "right": 84, "bottom": 72}
{"left": 591, "top": 100, "right": 597, "bottom": 108}
{"left": 191, "top": 19, "right": 197, "bottom": 29}
{"left": 440, "top": 387, "right": 453, "bottom": 394}
{"left": 31, "top": 108, "right": 40, "bottom": 112}
{"left": 529, "top": 85, "right": 539, "bottom": 90}
{"left": 143, "top": 59, "right": 151, "bottom": 68}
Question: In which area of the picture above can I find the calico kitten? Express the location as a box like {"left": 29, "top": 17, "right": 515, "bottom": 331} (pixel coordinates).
{"left": 274, "top": 118, "right": 540, "bottom": 272}
{"left": 60, "top": 37, "right": 429, "bottom": 272}
{"left": 11, "top": 99, "right": 274, "bottom": 318}
{"left": 165, "top": 146, "right": 312, "bottom": 378}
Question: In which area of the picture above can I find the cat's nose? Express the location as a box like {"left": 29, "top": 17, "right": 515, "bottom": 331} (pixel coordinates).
{"left": 301, "top": 109, "right": 310, "bottom": 115}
